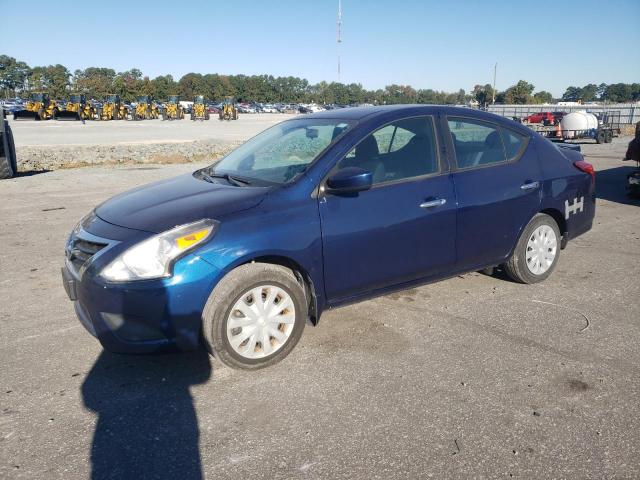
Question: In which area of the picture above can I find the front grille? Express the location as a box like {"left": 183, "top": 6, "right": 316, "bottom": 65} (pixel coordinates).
{"left": 66, "top": 235, "right": 107, "bottom": 275}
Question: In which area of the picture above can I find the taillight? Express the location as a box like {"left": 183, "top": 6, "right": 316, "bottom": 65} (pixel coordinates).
{"left": 574, "top": 160, "right": 595, "bottom": 182}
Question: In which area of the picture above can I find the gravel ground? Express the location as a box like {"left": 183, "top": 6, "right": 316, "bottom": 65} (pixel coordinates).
{"left": 0, "top": 135, "right": 639, "bottom": 479}
{"left": 8, "top": 114, "right": 296, "bottom": 171}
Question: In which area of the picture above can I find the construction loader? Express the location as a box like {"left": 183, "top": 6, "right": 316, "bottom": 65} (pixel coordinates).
{"left": 161, "top": 95, "right": 184, "bottom": 120}
{"left": 55, "top": 94, "right": 95, "bottom": 120}
{"left": 13, "top": 92, "right": 58, "bottom": 120}
{"left": 219, "top": 96, "right": 238, "bottom": 121}
{"left": 97, "top": 94, "right": 128, "bottom": 120}
{"left": 132, "top": 95, "right": 159, "bottom": 120}
{"left": 191, "top": 95, "right": 210, "bottom": 121}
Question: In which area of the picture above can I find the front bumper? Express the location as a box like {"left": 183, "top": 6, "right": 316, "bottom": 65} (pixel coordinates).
{"left": 63, "top": 216, "right": 224, "bottom": 354}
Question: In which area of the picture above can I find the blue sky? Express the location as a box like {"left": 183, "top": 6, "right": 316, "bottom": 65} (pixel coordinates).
{"left": 1, "top": 0, "right": 638, "bottom": 96}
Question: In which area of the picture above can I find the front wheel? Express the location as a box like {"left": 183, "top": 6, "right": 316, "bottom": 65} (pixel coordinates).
{"left": 202, "top": 263, "right": 307, "bottom": 370}
{"left": 503, "top": 213, "right": 561, "bottom": 284}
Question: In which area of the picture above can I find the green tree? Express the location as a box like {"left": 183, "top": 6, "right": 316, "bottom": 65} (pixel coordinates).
{"left": 0, "top": 55, "right": 31, "bottom": 97}
{"left": 73, "top": 67, "right": 115, "bottom": 99}
{"left": 29, "top": 64, "right": 71, "bottom": 98}
{"left": 503, "top": 80, "right": 535, "bottom": 104}
{"left": 533, "top": 91, "right": 554, "bottom": 104}
{"left": 472, "top": 84, "right": 495, "bottom": 106}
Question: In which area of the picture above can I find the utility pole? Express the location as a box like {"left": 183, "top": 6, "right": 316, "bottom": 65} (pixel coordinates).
{"left": 492, "top": 62, "right": 497, "bottom": 104}
{"left": 337, "top": 0, "right": 342, "bottom": 83}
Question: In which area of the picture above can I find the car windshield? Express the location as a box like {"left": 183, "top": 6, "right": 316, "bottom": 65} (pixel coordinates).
{"left": 137, "top": 96, "right": 148, "bottom": 103}
{"left": 194, "top": 96, "right": 204, "bottom": 103}
{"left": 106, "top": 95, "right": 117, "bottom": 102}
{"left": 31, "top": 93, "right": 44, "bottom": 102}
{"left": 209, "top": 118, "right": 352, "bottom": 184}
{"left": 70, "top": 95, "right": 82, "bottom": 103}
{"left": 168, "top": 95, "right": 179, "bottom": 103}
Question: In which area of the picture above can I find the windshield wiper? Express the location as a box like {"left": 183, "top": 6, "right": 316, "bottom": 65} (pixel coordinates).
{"left": 200, "top": 171, "right": 250, "bottom": 187}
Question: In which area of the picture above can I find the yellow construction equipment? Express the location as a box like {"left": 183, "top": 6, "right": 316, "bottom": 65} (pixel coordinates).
{"left": 13, "top": 92, "right": 59, "bottom": 120}
{"left": 97, "top": 94, "right": 128, "bottom": 120}
{"left": 219, "top": 96, "right": 238, "bottom": 121}
{"left": 161, "top": 95, "right": 184, "bottom": 121}
{"left": 190, "top": 95, "right": 210, "bottom": 121}
{"left": 55, "top": 94, "right": 96, "bottom": 120}
{"left": 132, "top": 95, "right": 159, "bottom": 120}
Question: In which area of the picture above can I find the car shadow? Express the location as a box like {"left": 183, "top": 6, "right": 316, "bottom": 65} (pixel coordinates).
{"left": 81, "top": 348, "right": 212, "bottom": 479}
{"left": 595, "top": 165, "right": 640, "bottom": 205}
{"left": 14, "top": 169, "right": 51, "bottom": 177}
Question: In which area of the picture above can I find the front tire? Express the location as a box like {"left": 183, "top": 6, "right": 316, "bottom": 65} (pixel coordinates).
{"left": 202, "top": 263, "right": 307, "bottom": 370}
{"left": 503, "top": 213, "right": 560, "bottom": 284}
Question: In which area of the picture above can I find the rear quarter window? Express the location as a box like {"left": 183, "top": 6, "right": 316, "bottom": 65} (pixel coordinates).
{"left": 501, "top": 129, "right": 528, "bottom": 160}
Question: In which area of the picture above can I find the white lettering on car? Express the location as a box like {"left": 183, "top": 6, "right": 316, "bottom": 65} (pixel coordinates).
{"left": 565, "top": 196, "right": 584, "bottom": 219}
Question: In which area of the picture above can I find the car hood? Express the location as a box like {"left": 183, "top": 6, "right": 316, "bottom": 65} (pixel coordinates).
{"left": 95, "top": 173, "right": 269, "bottom": 233}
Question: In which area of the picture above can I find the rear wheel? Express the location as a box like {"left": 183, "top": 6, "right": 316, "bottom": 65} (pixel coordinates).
{"left": 604, "top": 130, "right": 612, "bottom": 143}
{"left": 503, "top": 213, "right": 560, "bottom": 284}
{"left": 596, "top": 130, "right": 605, "bottom": 144}
{"left": 202, "top": 263, "right": 307, "bottom": 370}
{"left": 0, "top": 122, "right": 16, "bottom": 179}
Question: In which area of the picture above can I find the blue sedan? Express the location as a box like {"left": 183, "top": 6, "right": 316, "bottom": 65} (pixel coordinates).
{"left": 62, "top": 106, "right": 595, "bottom": 369}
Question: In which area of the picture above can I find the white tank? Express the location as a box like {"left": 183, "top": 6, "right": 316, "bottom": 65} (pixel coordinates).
{"left": 561, "top": 111, "right": 598, "bottom": 137}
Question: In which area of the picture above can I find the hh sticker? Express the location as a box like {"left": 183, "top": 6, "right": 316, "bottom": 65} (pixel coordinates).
{"left": 565, "top": 196, "right": 584, "bottom": 219}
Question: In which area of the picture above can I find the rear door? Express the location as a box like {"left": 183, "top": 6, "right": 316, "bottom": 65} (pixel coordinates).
{"left": 445, "top": 116, "right": 541, "bottom": 270}
{"left": 319, "top": 115, "right": 457, "bottom": 301}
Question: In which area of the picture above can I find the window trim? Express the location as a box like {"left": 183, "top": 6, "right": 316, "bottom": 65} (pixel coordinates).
{"left": 320, "top": 114, "right": 444, "bottom": 194}
{"left": 445, "top": 115, "right": 530, "bottom": 172}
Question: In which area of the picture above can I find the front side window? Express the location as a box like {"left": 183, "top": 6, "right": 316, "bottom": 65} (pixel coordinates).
{"left": 337, "top": 117, "right": 439, "bottom": 185}
{"left": 447, "top": 118, "right": 507, "bottom": 169}
{"left": 212, "top": 119, "right": 352, "bottom": 184}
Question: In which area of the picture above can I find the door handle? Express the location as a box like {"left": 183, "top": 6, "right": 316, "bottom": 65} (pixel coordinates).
{"left": 420, "top": 198, "right": 446, "bottom": 209}
{"left": 520, "top": 181, "right": 540, "bottom": 190}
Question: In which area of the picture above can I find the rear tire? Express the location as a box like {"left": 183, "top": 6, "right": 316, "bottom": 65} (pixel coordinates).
{"left": 596, "top": 130, "right": 605, "bottom": 144}
{"left": 202, "top": 263, "right": 307, "bottom": 370}
{"left": 503, "top": 213, "right": 561, "bottom": 284}
{"left": 0, "top": 122, "right": 16, "bottom": 179}
{"left": 604, "top": 130, "right": 612, "bottom": 143}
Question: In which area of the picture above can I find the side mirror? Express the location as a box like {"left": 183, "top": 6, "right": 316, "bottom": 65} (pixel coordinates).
{"left": 326, "top": 167, "right": 373, "bottom": 194}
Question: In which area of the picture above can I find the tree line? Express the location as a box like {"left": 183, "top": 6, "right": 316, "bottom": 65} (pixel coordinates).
{"left": 1, "top": 55, "right": 639, "bottom": 106}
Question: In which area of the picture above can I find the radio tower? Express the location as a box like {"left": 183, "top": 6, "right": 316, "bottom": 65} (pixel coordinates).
{"left": 337, "top": 0, "right": 342, "bottom": 83}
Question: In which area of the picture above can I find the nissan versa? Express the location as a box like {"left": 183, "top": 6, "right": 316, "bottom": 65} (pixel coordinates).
{"left": 62, "top": 106, "right": 595, "bottom": 369}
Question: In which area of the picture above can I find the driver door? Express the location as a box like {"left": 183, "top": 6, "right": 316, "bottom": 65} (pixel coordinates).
{"left": 319, "top": 115, "right": 457, "bottom": 301}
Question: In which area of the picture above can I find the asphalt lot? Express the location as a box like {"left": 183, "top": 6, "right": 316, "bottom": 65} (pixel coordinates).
{"left": 1, "top": 136, "right": 639, "bottom": 479}
{"left": 8, "top": 114, "right": 297, "bottom": 146}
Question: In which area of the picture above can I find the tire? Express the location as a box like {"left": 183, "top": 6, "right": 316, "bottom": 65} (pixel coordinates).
{"left": 6, "top": 124, "right": 17, "bottom": 175}
{"left": 37, "top": 108, "right": 44, "bottom": 121}
{"left": 191, "top": 113, "right": 195, "bottom": 121}
{"left": 503, "top": 213, "right": 561, "bottom": 284}
{"left": 202, "top": 263, "right": 307, "bottom": 370}
{"left": 604, "top": 130, "right": 612, "bottom": 143}
{"left": 596, "top": 130, "right": 605, "bottom": 144}
{"left": 0, "top": 129, "right": 14, "bottom": 179}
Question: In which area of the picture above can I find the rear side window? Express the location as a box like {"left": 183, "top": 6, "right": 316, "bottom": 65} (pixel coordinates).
{"left": 448, "top": 118, "right": 506, "bottom": 169}
{"left": 501, "top": 129, "right": 527, "bottom": 160}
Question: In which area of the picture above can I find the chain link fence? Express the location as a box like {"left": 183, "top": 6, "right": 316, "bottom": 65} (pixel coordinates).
{"left": 488, "top": 103, "right": 640, "bottom": 125}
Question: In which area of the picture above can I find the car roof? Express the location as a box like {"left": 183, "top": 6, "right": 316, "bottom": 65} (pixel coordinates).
{"left": 302, "top": 104, "right": 492, "bottom": 120}
{"left": 299, "top": 104, "right": 532, "bottom": 135}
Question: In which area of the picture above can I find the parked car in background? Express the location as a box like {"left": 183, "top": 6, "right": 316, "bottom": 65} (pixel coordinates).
{"left": 62, "top": 105, "right": 595, "bottom": 370}
{"left": 525, "top": 111, "right": 555, "bottom": 125}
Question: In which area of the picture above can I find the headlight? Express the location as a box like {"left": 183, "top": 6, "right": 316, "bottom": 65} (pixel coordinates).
{"left": 100, "top": 219, "right": 216, "bottom": 282}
